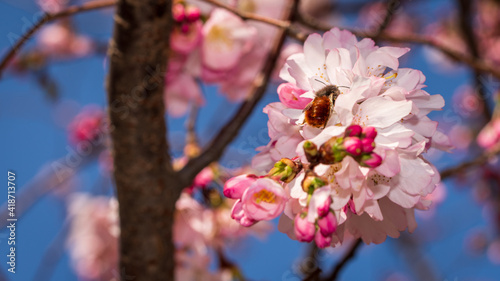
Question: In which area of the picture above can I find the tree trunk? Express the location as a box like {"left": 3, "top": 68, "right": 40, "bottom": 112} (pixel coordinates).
{"left": 106, "top": 0, "right": 180, "bottom": 280}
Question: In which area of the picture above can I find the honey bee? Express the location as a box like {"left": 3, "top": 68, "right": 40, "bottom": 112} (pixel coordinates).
{"left": 303, "top": 85, "right": 341, "bottom": 129}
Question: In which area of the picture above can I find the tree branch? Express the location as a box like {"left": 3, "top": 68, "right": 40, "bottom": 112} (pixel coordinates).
{"left": 106, "top": 0, "right": 178, "bottom": 280}
{"left": 179, "top": 0, "right": 300, "bottom": 185}
{"left": 216, "top": 248, "right": 247, "bottom": 281}
{"left": 0, "top": 150, "right": 100, "bottom": 229}
{"left": 322, "top": 239, "right": 362, "bottom": 281}
{"left": 0, "top": 0, "right": 116, "bottom": 77}
{"left": 33, "top": 215, "right": 70, "bottom": 281}
{"left": 302, "top": 244, "right": 322, "bottom": 281}
{"left": 456, "top": 0, "right": 492, "bottom": 120}
{"left": 296, "top": 14, "right": 500, "bottom": 80}
{"left": 396, "top": 233, "right": 439, "bottom": 281}
{"left": 373, "top": 0, "right": 400, "bottom": 37}
{"left": 201, "top": 0, "right": 290, "bottom": 29}
{"left": 440, "top": 147, "right": 500, "bottom": 180}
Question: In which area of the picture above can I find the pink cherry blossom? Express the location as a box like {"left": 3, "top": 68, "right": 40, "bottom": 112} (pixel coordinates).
{"left": 67, "top": 194, "right": 119, "bottom": 281}
{"left": 316, "top": 196, "right": 331, "bottom": 217}
{"left": 294, "top": 213, "right": 316, "bottom": 242}
{"left": 223, "top": 174, "right": 257, "bottom": 199}
{"left": 192, "top": 166, "right": 214, "bottom": 188}
{"left": 240, "top": 178, "right": 287, "bottom": 221}
{"left": 314, "top": 231, "right": 332, "bottom": 248}
{"left": 164, "top": 72, "right": 205, "bottom": 117}
{"left": 317, "top": 211, "right": 337, "bottom": 236}
{"left": 278, "top": 83, "right": 311, "bottom": 109}
{"left": 38, "top": 24, "right": 93, "bottom": 58}
{"left": 202, "top": 8, "right": 256, "bottom": 71}
{"left": 478, "top": 119, "right": 500, "bottom": 150}
{"left": 68, "top": 105, "right": 105, "bottom": 145}
{"left": 251, "top": 28, "right": 446, "bottom": 247}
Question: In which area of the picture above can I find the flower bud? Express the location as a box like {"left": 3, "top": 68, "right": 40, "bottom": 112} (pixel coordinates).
{"left": 172, "top": 4, "right": 185, "bottom": 22}
{"left": 361, "top": 138, "right": 375, "bottom": 153}
{"left": 231, "top": 200, "right": 244, "bottom": 220}
{"left": 362, "top": 126, "right": 378, "bottom": 139}
{"left": 348, "top": 200, "right": 356, "bottom": 214}
{"left": 301, "top": 171, "right": 327, "bottom": 193}
{"left": 345, "top": 124, "right": 362, "bottom": 137}
{"left": 294, "top": 213, "right": 316, "bottom": 242}
{"left": 303, "top": 141, "right": 319, "bottom": 164}
{"left": 180, "top": 23, "right": 190, "bottom": 34}
{"left": 317, "top": 196, "right": 331, "bottom": 217}
{"left": 268, "top": 158, "right": 302, "bottom": 183}
{"left": 185, "top": 6, "right": 201, "bottom": 22}
{"left": 317, "top": 211, "right": 337, "bottom": 236}
{"left": 314, "top": 232, "right": 332, "bottom": 248}
{"left": 360, "top": 153, "right": 382, "bottom": 168}
{"left": 239, "top": 215, "right": 257, "bottom": 227}
{"left": 344, "top": 137, "right": 363, "bottom": 156}
{"left": 277, "top": 83, "right": 311, "bottom": 109}
{"left": 223, "top": 174, "right": 257, "bottom": 199}
{"left": 319, "top": 137, "right": 346, "bottom": 164}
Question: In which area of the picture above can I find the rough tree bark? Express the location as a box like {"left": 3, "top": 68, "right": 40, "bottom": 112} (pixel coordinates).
{"left": 106, "top": 0, "right": 181, "bottom": 280}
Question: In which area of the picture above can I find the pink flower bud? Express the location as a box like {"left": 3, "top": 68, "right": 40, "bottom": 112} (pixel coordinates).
{"left": 317, "top": 212, "right": 337, "bottom": 236}
{"left": 294, "top": 213, "right": 316, "bottom": 242}
{"left": 360, "top": 153, "right": 382, "bottom": 168}
{"left": 277, "top": 83, "right": 311, "bottom": 109}
{"left": 362, "top": 126, "right": 378, "bottom": 139}
{"left": 172, "top": 4, "right": 185, "bottom": 22}
{"left": 231, "top": 200, "right": 244, "bottom": 220}
{"left": 223, "top": 174, "right": 257, "bottom": 199}
{"left": 344, "top": 137, "right": 363, "bottom": 156}
{"left": 185, "top": 6, "right": 201, "bottom": 22}
{"left": 493, "top": 119, "right": 500, "bottom": 135}
{"left": 314, "top": 232, "right": 332, "bottom": 248}
{"left": 239, "top": 215, "right": 257, "bottom": 227}
{"left": 345, "top": 124, "right": 362, "bottom": 137}
{"left": 477, "top": 125, "right": 498, "bottom": 149}
{"left": 180, "top": 23, "right": 190, "bottom": 34}
{"left": 349, "top": 200, "right": 356, "bottom": 214}
{"left": 317, "top": 196, "right": 331, "bottom": 218}
{"left": 361, "top": 138, "right": 375, "bottom": 153}
{"left": 193, "top": 166, "right": 213, "bottom": 188}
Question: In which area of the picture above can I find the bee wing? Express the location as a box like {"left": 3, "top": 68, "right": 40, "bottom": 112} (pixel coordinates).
{"left": 303, "top": 101, "right": 313, "bottom": 113}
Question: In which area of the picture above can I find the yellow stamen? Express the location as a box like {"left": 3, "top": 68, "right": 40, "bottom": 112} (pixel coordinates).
{"left": 206, "top": 26, "right": 233, "bottom": 49}
{"left": 385, "top": 72, "right": 398, "bottom": 80}
{"left": 253, "top": 189, "right": 277, "bottom": 204}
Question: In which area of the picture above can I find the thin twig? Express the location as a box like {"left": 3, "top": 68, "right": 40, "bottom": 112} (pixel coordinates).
{"left": 0, "top": 0, "right": 116, "bottom": 77}
{"left": 216, "top": 248, "right": 247, "bottom": 281}
{"left": 296, "top": 14, "right": 500, "bottom": 80}
{"left": 179, "top": 0, "right": 300, "bottom": 186}
{"left": 201, "top": 0, "right": 290, "bottom": 29}
{"left": 373, "top": 0, "right": 400, "bottom": 37}
{"left": 0, "top": 150, "right": 99, "bottom": 229}
{"left": 186, "top": 103, "right": 199, "bottom": 147}
{"left": 457, "top": 0, "right": 492, "bottom": 120}
{"left": 200, "top": 0, "right": 307, "bottom": 41}
{"left": 395, "top": 233, "right": 439, "bottom": 281}
{"left": 322, "top": 239, "right": 362, "bottom": 281}
{"left": 33, "top": 212, "right": 71, "bottom": 281}
{"left": 440, "top": 147, "right": 500, "bottom": 180}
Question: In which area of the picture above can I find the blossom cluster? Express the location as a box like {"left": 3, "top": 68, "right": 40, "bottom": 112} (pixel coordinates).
{"left": 164, "top": 0, "right": 298, "bottom": 116}
{"left": 224, "top": 28, "right": 449, "bottom": 248}
{"left": 66, "top": 164, "right": 270, "bottom": 280}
